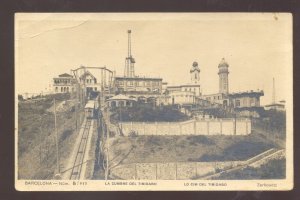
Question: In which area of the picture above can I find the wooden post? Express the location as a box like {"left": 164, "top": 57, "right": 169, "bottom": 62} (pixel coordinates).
{"left": 195, "top": 162, "right": 197, "bottom": 178}
{"left": 156, "top": 163, "right": 158, "bottom": 180}
{"left": 53, "top": 98, "right": 60, "bottom": 174}
{"left": 234, "top": 114, "right": 237, "bottom": 135}
{"left": 135, "top": 163, "right": 137, "bottom": 180}
{"left": 194, "top": 119, "right": 196, "bottom": 135}
{"left": 220, "top": 119, "right": 223, "bottom": 135}
{"left": 246, "top": 120, "right": 248, "bottom": 135}
{"left": 175, "top": 162, "right": 177, "bottom": 180}
{"left": 207, "top": 121, "right": 210, "bottom": 135}
{"left": 179, "top": 123, "right": 182, "bottom": 135}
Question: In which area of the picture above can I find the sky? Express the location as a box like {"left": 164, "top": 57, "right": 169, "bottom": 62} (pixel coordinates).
{"left": 15, "top": 13, "right": 292, "bottom": 105}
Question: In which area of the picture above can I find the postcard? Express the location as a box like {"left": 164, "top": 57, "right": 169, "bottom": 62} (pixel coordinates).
{"left": 15, "top": 13, "right": 293, "bottom": 191}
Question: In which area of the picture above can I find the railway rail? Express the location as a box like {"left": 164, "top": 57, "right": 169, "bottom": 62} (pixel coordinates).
{"left": 70, "top": 119, "right": 92, "bottom": 180}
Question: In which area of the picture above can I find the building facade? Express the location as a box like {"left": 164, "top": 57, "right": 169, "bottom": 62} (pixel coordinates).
{"left": 164, "top": 62, "right": 201, "bottom": 105}
{"left": 79, "top": 70, "right": 99, "bottom": 92}
{"left": 115, "top": 76, "right": 163, "bottom": 94}
{"left": 229, "top": 91, "right": 264, "bottom": 108}
{"left": 53, "top": 73, "right": 76, "bottom": 93}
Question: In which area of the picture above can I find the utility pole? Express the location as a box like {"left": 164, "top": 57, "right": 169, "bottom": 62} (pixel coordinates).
{"left": 39, "top": 116, "right": 43, "bottom": 165}
{"left": 272, "top": 77, "right": 276, "bottom": 104}
{"left": 53, "top": 98, "right": 60, "bottom": 177}
{"left": 105, "top": 110, "right": 110, "bottom": 180}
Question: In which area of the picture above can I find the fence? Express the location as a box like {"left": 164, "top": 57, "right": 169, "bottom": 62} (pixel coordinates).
{"left": 119, "top": 118, "right": 251, "bottom": 136}
{"left": 110, "top": 161, "right": 244, "bottom": 180}
{"left": 110, "top": 148, "right": 285, "bottom": 180}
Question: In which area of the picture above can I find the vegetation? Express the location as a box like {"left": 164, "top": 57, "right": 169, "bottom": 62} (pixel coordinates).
{"left": 18, "top": 93, "right": 83, "bottom": 179}
{"left": 107, "top": 132, "right": 276, "bottom": 165}
{"left": 252, "top": 109, "right": 286, "bottom": 148}
{"left": 213, "top": 158, "right": 286, "bottom": 180}
{"left": 110, "top": 104, "right": 190, "bottom": 122}
{"left": 254, "top": 110, "right": 286, "bottom": 134}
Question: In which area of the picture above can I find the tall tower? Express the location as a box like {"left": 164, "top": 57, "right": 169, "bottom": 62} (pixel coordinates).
{"left": 124, "top": 30, "right": 136, "bottom": 77}
{"left": 272, "top": 77, "right": 276, "bottom": 104}
{"left": 190, "top": 61, "right": 200, "bottom": 84}
{"left": 218, "top": 58, "right": 229, "bottom": 94}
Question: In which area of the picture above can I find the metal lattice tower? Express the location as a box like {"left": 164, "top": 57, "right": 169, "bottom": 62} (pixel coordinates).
{"left": 124, "top": 30, "right": 135, "bottom": 77}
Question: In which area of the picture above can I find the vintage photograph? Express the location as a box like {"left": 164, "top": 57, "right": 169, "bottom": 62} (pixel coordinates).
{"left": 15, "top": 13, "right": 293, "bottom": 191}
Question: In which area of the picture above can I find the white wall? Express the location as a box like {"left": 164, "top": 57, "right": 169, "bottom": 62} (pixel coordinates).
{"left": 120, "top": 118, "right": 251, "bottom": 136}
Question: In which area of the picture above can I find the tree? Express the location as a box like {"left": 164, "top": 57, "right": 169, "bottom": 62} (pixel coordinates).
{"left": 18, "top": 94, "right": 24, "bottom": 101}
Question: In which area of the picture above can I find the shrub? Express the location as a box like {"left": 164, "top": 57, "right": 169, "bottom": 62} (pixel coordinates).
{"left": 128, "top": 130, "right": 138, "bottom": 137}
{"left": 61, "top": 129, "right": 72, "bottom": 141}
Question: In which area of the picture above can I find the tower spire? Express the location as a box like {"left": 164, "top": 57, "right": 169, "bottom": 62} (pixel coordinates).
{"left": 128, "top": 30, "right": 131, "bottom": 57}
{"left": 124, "top": 30, "right": 135, "bottom": 77}
{"left": 272, "top": 77, "right": 276, "bottom": 104}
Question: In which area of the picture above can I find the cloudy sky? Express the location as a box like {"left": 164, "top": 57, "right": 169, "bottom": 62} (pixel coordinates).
{"left": 15, "top": 13, "right": 292, "bottom": 105}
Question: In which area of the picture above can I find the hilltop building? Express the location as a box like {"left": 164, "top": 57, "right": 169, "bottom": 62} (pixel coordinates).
{"left": 265, "top": 102, "right": 285, "bottom": 111}
{"left": 53, "top": 73, "right": 76, "bottom": 93}
{"left": 200, "top": 58, "right": 264, "bottom": 117}
{"left": 113, "top": 30, "right": 163, "bottom": 104}
{"left": 264, "top": 78, "right": 285, "bottom": 111}
{"left": 161, "top": 61, "right": 201, "bottom": 105}
{"left": 79, "top": 70, "right": 99, "bottom": 92}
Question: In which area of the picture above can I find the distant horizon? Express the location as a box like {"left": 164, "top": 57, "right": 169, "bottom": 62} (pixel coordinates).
{"left": 15, "top": 13, "right": 292, "bottom": 106}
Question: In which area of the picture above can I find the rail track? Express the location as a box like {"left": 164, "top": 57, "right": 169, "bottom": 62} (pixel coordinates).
{"left": 70, "top": 119, "right": 92, "bottom": 180}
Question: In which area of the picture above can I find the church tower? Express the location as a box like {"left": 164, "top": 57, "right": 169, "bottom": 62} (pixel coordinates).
{"left": 190, "top": 61, "right": 200, "bottom": 84}
{"left": 218, "top": 58, "right": 229, "bottom": 94}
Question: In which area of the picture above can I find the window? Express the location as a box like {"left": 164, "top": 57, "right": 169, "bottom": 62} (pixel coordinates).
{"left": 236, "top": 100, "right": 240, "bottom": 107}
{"left": 250, "top": 98, "right": 254, "bottom": 106}
{"left": 130, "top": 81, "right": 133, "bottom": 86}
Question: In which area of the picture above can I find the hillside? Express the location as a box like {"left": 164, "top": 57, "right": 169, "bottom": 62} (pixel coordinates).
{"left": 18, "top": 93, "right": 84, "bottom": 179}
{"left": 107, "top": 131, "right": 277, "bottom": 166}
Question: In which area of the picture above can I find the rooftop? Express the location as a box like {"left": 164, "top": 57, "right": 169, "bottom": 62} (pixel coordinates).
{"left": 107, "top": 94, "right": 136, "bottom": 101}
{"left": 57, "top": 73, "right": 74, "bottom": 78}
{"left": 229, "top": 90, "right": 264, "bottom": 97}
{"left": 115, "top": 76, "right": 162, "bottom": 81}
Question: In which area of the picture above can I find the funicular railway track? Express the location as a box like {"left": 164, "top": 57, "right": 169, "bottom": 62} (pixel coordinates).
{"left": 70, "top": 119, "right": 92, "bottom": 180}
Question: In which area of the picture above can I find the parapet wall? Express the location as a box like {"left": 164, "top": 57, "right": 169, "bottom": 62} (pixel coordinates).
{"left": 119, "top": 118, "right": 251, "bottom": 136}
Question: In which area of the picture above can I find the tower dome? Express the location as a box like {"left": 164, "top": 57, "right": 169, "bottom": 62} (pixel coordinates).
{"left": 218, "top": 58, "right": 229, "bottom": 68}
{"left": 190, "top": 61, "right": 200, "bottom": 84}
{"left": 218, "top": 58, "right": 229, "bottom": 94}
{"left": 190, "top": 61, "right": 200, "bottom": 73}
